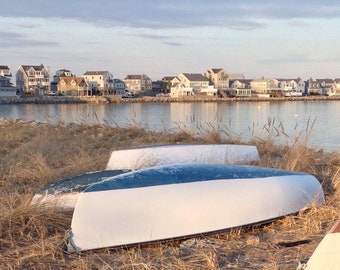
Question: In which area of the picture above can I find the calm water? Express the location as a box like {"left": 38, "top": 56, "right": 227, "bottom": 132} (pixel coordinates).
{"left": 0, "top": 101, "right": 339, "bottom": 152}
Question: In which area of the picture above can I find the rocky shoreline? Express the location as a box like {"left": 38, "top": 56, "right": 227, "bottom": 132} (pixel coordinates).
{"left": 0, "top": 95, "right": 339, "bottom": 104}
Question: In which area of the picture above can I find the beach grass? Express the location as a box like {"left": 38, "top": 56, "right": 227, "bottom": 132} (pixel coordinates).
{"left": 0, "top": 118, "right": 339, "bottom": 269}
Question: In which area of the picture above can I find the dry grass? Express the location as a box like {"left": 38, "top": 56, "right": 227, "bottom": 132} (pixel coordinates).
{"left": 0, "top": 118, "right": 339, "bottom": 269}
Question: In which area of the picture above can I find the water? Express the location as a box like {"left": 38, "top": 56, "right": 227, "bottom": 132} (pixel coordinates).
{"left": 0, "top": 101, "right": 339, "bottom": 152}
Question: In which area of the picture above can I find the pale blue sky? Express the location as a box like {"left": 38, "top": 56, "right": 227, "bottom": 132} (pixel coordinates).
{"left": 1, "top": 0, "right": 339, "bottom": 80}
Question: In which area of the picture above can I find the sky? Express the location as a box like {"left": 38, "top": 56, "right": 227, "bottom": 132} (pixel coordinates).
{"left": 1, "top": 0, "right": 340, "bottom": 80}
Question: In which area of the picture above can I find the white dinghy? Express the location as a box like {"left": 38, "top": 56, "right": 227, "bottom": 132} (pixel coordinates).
{"left": 67, "top": 164, "right": 324, "bottom": 252}
{"left": 105, "top": 144, "right": 260, "bottom": 170}
{"left": 32, "top": 144, "right": 259, "bottom": 209}
{"left": 305, "top": 219, "right": 340, "bottom": 270}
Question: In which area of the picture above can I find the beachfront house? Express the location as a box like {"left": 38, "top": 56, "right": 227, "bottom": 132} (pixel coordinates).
{"left": 50, "top": 69, "right": 74, "bottom": 94}
{"left": 0, "top": 65, "right": 12, "bottom": 78}
{"left": 57, "top": 76, "right": 90, "bottom": 96}
{"left": 307, "top": 78, "right": 335, "bottom": 96}
{"left": 16, "top": 64, "right": 50, "bottom": 95}
{"left": 229, "top": 79, "right": 252, "bottom": 97}
{"left": 203, "top": 68, "right": 230, "bottom": 90}
{"left": 177, "top": 73, "right": 217, "bottom": 96}
{"left": 277, "top": 78, "right": 305, "bottom": 96}
{"left": 83, "top": 71, "right": 114, "bottom": 95}
{"left": 250, "top": 78, "right": 280, "bottom": 97}
{"left": 113, "top": 79, "right": 126, "bottom": 95}
{"left": 334, "top": 79, "right": 340, "bottom": 95}
{"left": 124, "top": 74, "right": 152, "bottom": 94}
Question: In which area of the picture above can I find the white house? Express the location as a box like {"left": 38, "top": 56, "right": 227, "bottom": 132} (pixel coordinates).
{"left": 83, "top": 71, "right": 114, "bottom": 95}
{"left": 16, "top": 64, "right": 50, "bottom": 95}
{"left": 177, "top": 73, "right": 216, "bottom": 95}
{"left": 170, "top": 82, "right": 193, "bottom": 97}
{"left": 0, "top": 65, "right": 12, "bottom": 78}
{"left": 250, "top": 78, "right": 280, "bottom": 96}
{"left": 278, "top": 78, "right": 305, "bottom": 96}
{"left": 229, "top": 79, "right": 252, "bottom": 97}
{"left": 124, "top": 74, "right": 152, "bottom": 93}
{"left": 51, "top": 69, "right": 74, "bottom": 94}
{"left": 203, "top": 68, "right": 229, "bottom": 90}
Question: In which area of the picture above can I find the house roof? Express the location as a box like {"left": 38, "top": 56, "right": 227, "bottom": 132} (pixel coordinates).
{"left": 58, "top": 76, "right": 86, "bottom": 85}
{"left": 124, "top": 75, "right": 142, "bottom": 80}
{"left": 162, "top": 76, "right": 176, "bottom": 81}
{"left": 182, "top": 73, "right": 209, "bottom": 81}
{"left": 114, "top": 79, "right": 124, "bottom": 83}
{"left": 21, "top": 64, "right": 45, "bottom": 71}
{"left": 83, "top": 71, "right": 107, "bottom": 76}
{"left": 251, "top": 78, "right": 277, "bottom": 83}
{"left": 211, "top": 68, "right": 223, "bottom": 74}
{"left": 0, "top": 65, "right": 10, "bottom": 70}
{"left": 315, "top": 78, "right": 334, "bottom": 83}
{"left": 230, "top": 79, "right": 252, "bottom": 84}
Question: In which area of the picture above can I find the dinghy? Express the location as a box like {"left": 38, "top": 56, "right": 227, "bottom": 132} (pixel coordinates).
{"left": 67, "top": 164, "right": 324, "bottom": 252}
{"left": 32, "top": 144, "right": 259, "bottom": 209}
{"left": 105, "top": 144, "right": 259, "bottom": 170}
{"left": 305, "top": 219, "right": 340, "bottom": 270}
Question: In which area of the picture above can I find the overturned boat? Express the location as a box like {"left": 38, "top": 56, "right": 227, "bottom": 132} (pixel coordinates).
{"left": 305, "top": 219, "right": 340, "bottom": 270}
{"left": 67, "top": 164, "right": 325, "bottom": 252}
{"left": 32, "top": 144, "right": 259, "bottom": 209}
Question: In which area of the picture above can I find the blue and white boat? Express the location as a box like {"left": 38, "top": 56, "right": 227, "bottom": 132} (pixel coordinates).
{"left": 32, "top": 144, "right": 259, "bottom": 209}
{"left": 67, "top": 164, "right": 325, "bottom": 252}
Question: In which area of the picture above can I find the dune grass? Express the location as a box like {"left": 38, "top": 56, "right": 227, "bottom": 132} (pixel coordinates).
{"left": 0, "top": 118, "right": 339, "bottom": 269}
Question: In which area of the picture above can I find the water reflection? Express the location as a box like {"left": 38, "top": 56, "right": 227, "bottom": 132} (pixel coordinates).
{"left": 0, "top": 101, "right": 338, "bottom": 152}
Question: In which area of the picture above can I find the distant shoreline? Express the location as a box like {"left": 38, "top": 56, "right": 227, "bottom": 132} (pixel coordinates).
{"left": 0, "top": 95, "right": 339, "bottom": 104}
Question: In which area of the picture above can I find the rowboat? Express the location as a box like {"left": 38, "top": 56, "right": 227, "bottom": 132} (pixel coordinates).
{"left": 105, "top": 144, "right": 260, "bottom": 170}
{"left": 32, "top": 144, "right": 259, "bottom": 209}
{"left": 67, "top": 164, "right": 324, "bottom": 252}
{"left": 305, "top": 219, "right": 340, "bottom": 270}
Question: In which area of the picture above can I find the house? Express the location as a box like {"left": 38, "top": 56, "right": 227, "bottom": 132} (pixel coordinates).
{"left": 124, "top": 74, "right": 152, "bottom": 94}
{"left": 161, "top": 76, "right": 177, "bottom": 93}
{"left": 229, "top": 79, "right": 252, "bottom": 97}
{"left": 83, "top": 71, "right": 114, "bottom": 95}
{"left": 307, "top": 78, "right": 335, "bottom": 96}
{"left": 51, "top": 69, "right": 74, "bottom": 94}
{"left": 203, "top": 68, "right": 230, "bottom": 90}
{"left": 57, "top": 76, "right": 89, "bottom": 96}
{"left": 0, "top": 65, "right": 12, "bottom": 78}
{"left": 250, "top": 78, "right": 280, "bottom": 96}
{"left": 0, "top": 75, "right": 17, "bottom": 96}
{"left": 277, "top": 78, "right": 305, "bottom": 96}
{"left": 113, "top": 79, "right": 126, "bottom": 95}
{"left": 334, "top": 79, "right": 340, "bottom": 95}
{"left": 170, "top": 82, "right": 193, "bottom": 97}
{"left": 16, "top": 64, "right": 50, "bottom": 95}
{"left": 152, "top": 81, "right": 168, "bottom": 94}
{"left": 177, "top": 73, "right": 216, "bottom": 95}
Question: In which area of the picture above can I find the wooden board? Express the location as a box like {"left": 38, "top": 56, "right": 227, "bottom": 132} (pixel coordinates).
{"left": 105, "top": 144, "right": 260, "bottom": 170}
{"left": 67, "top": 164, "right": 325, "bottom": 252}
{"left": 305, "top": 219, "right": 340, "bottom": 270}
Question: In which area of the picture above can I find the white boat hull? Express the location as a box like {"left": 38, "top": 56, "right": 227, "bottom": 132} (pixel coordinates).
{"left": 68, "top": 164, "right": 324, "bottom": 252}
{"left": 305, "top": 220, "right": 340, "bottom": 270}
{"left": 105, "top": 144, "right": 259, "bottom": 170}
